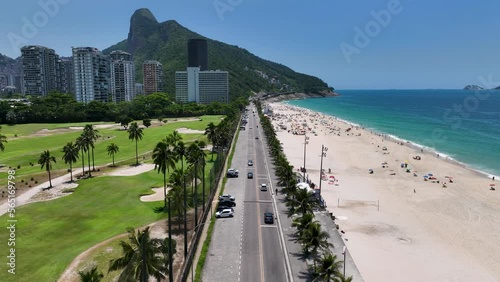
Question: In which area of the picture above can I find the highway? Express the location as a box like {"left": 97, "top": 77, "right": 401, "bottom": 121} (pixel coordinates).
{"left": 202, "top": 105, "right": 288, "bottom": 282}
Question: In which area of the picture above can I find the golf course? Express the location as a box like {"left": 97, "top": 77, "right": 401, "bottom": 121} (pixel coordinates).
{"left": 0, "top": 116, "right": 222, "bottom": 281}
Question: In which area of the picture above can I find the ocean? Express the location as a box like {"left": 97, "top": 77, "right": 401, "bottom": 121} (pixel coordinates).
{"left": 286, "top": 89, "right": 500, "bottom": 177}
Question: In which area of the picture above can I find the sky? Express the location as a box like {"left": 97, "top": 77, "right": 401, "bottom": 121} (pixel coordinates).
{"left": 1, "top": 0, "right": 500, "bottom": 89}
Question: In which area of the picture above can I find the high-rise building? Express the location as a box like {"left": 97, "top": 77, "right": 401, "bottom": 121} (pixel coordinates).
{"left": 188, "top": 39, "right": 208, "bottom": 71}
{"left": 72, "top": 47, "right": 110, "bottom": 103}
{"left": 135, "top": 83, "right": 144, "bottom": 96}
{"left": 21, "top": 45, "right": 58, "bottom": 95}
{"left": 175, "top": 67, "right": 229, "bottom": 104}
{"left": 56, "top": 59, "right": 74, "bottom": 94}
{"left": 143, "top": 60, "right": 163, "bottom": 95}
{"left": 110, "top": 50, "right": 135, "bottom": 102}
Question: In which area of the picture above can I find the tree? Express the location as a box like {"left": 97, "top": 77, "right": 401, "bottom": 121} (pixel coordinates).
{"left": 128, "top": 122, "right": 144, "bottom": 166}
{"left": 38, "top": 150, "right": 56, "bottom": 188}
{"left": 83, "top": 124, "right": 99, "bottom": 171}
{"left": 299, "top": 222, "right": 333, "bottom": 266}
{"left": 75, "top": 135, "right": 87, "bottom": 177}
{"left": 106, "top": 143, "right": 119, "bottom": 167}
{"left": 312, "top": 252, "right": 344, "bottom": 282}
{"left": 78, "top": 265, "right": 104, "bottom": 282}
{"left": 204, "top": 122, "right": 217, "bottom": 160}
{"left": 286, "top": 188, "right": 319, "bottom": 217}
{"left": 152, "top": 141, "right": 176, "bottom": 212}
{"left": 292, "top": 212, "right": 316, "bottom": 238}
{"left": 143, "top": 119, "right": 152, "bottom": 128}
{"left": 62, "top": 142, "right": 79, "bottom": 182}
{"left": 186, "top": 142, "right": 206, "bottom": 226}
{"left": 0, "top": 127, "right": 7, "bottom": 152}
{"left": 120, "top": 116, "right": 133, "bottom": 129}
{"left": 109, "top": 227, "right": 168, "bottom": 282}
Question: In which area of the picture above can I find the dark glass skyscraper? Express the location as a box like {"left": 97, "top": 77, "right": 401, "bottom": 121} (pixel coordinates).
{"left": 188, "top": 39, "right": 208, "bottom": 71}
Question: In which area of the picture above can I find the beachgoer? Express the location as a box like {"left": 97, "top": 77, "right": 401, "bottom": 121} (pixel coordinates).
{"left": 414, "top": 189, "right": 416, "bottom": 193}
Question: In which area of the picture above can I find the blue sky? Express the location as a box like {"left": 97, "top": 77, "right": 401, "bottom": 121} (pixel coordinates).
{"left": 2, "top": 0, "right": 500, "bottom": 89}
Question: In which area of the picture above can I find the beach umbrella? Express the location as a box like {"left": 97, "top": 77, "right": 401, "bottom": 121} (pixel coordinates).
{"left": 490, "top": 184, "right": 496, "bottom": 186}
{"left": 423, "top": 175, "right": 429, "bottom": 178}
{"left": 329, "top": 175, "right": 335, "bottom": 179}
{"left": 428, "top": 173, "right": 433, "bottom": 176}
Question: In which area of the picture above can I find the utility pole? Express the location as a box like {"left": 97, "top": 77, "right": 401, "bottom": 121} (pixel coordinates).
{"left": 318, "top": 145, "right": 328, "bottom": 201}
{"left": 303, "top": 134, "right": 309, "bottom": 181}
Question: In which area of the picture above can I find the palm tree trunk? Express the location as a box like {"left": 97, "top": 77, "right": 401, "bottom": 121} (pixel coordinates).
{"left": 194, "top": 163, "right": 198, "bottom": 227}
{"left": 141, "top": 238, "right": 148, "bottom": 282}
{"left": 69, "top": 162, "right": 73, "bottom": 182}
{"left": 87, "top": 150, "right": 91, "bottom": 177}
{"left": 135, "top": 139, "right": 139, "bottom": 165}
{"left": 168, "top": 197, "right": 173, "bottom": 282}
{"left": 48, "top": 169, "right": 52, "bottom": 188}
{"left": 183, "top": 174, "right": 187, "bottom": 258}
{"left": 112, "top": 154, "right": 115, "bottom": 167}
{"left": 202, "top": 163, "right": 205, "bottom": 213}
{"left": 81, "top": 150, "right": 85, "bottom": 176}
{"left": 92, "top": 147, "right": 95, "bottom": 171}
{"left": 163, "top": 172, "right": 167, "bottom": 212}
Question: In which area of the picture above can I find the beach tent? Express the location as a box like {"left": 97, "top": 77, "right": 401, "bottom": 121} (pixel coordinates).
{"left": 297, "top": 182, "right": 315, "bottom": 194}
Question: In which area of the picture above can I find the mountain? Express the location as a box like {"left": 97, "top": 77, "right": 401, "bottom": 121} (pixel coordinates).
{"left": 104, "top": 8, "right": 333, "bottom": 98}
{"left": 0, "top": 53, "right": 16, "bottom": 68}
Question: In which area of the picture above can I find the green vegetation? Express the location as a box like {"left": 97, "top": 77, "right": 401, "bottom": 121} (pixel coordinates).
{"left": 104, "top": 8, "right": 332, "bottom": 98}
{"left": 0, "top": 172, "right": 166, "bottom": 281}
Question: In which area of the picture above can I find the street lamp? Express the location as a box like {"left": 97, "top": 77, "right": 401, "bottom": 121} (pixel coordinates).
{"left": 342, "top": 246, "right": 347, "bottom": 277}
{"left": 318, "top": 145, "right": 328, "bottom": 201}
{"left": 303, "top": 134, "right": 309, "bottom": 182}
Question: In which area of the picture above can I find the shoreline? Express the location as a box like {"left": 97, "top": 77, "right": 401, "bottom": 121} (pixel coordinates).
{"left": 268, "top": 101, "right": 500, "bottom": 281}
{"left": 282, "top": 100, "right": 499, "bottom": 180}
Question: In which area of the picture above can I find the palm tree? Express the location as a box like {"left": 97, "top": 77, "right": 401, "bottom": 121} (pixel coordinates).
{"left": 83, "top": 124, "right": 99, "bottom": 171}
{"left": 75, "top": 135, "right": 87, "bottom": 177}
{"left": 0, "top": 129, "right": 7, "bottom": 152}
{"left": 165, "top": 130, "right": 182, "bottom": 146}
{"left": 128, "top": 122, "right": 144, "bottom": 166}
{"left": 62, "top": 142, "right": 79, "bottom": 182}
{"left": 38, "top": 150, "right": 56, "bottom": 188}
{"left": 299, "top": 222, "right": 333, "bottom": 266}
{"left": 287, "top": 188, "right": 319, "bottom": 217}
{"left": 186, "top": 142, "right": 206, "bottom": 225}
{"left": 292, "top": 212, "right": 316, "bottom": 238}
{"left": 78, "top": 265, "right": 104, "bottom": 282}
{"left": 152, "top": 141, "right": 176, "bottom": 211}
{"left": 109, "top": 227, "right": 168, "bottom": 282}
{"left": 204, "top": 122, "right": 217, "bottom": 160}
{"left": 106, "top": 143, "right": 119, "bottom": 167}
{"left": 313, "top": 252, "right": 344, "bottom": 282}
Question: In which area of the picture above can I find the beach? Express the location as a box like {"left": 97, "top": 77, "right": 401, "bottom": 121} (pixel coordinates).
{"left": 269, "top": 102, "right": 500, "bottom": 281}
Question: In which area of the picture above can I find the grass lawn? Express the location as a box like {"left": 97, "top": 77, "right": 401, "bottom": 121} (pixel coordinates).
{"left": 0, "top": 116, "right": 221, "bottom": 193}
{"left": 0, "top": 170, "right": 167, "bottom": 281}
{"left": 0, "top": 121, "right": 110, "bottom": 138}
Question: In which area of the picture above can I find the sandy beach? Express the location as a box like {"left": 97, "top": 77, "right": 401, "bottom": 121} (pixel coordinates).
{"left": 269, "top": 102, "right": 500, "bottom": 282}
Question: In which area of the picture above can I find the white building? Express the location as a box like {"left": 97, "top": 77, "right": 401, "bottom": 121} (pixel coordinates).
{"left": 110, "top": 50, "right": 135, "bottom": 102}
{"left": 175, "top": 67, "right": 229, "bottom": 104}
{"left": 72, "top": 47, "right": 110, "bottom": 103}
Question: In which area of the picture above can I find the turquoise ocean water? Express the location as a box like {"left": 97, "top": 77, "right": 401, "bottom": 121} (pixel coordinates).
{"left": 287, "top": 90, "right": 500, "bottom": 177}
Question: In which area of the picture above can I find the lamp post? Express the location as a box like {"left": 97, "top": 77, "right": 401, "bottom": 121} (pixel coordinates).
{"left": 303, "top": 134, "right": 309, "bottom": 182}
{"left": 342, "top": 246, "right": 347, "bottom": 278}
{"left": 318, "top": 145, "right": 328, "bottom": 201}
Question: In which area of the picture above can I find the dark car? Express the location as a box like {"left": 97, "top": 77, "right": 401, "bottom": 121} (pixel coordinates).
{"left": 264, "top": 212, "right": 274, "bottom": 224}
{"left": 219, "top": 200, "right": 236, "bottom": 207}
{"left": 217, "top": 205, "right": 234, "bottom": 212}
{"left": 255, "top": 136, "right": 259, "bottom": 140}
{"left": 247, "top": 172, "right": 253, "bottom": 179}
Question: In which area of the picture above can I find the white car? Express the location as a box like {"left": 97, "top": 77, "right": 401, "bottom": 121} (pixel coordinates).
{"left": 218, "top": 194, "right": 235, "bottom": 201}
{"left": 227, "top": 168, "right": 239, "bottom": 178}
{"left": 260, "top": 183, "right": 268, "bottom": 191}
{"left": 215, "top": 209, "right": 234, "bottom": 218}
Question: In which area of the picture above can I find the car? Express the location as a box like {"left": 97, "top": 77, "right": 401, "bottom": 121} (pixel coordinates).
{"left": 247, "top": 172, "right": 253, "bottom": 179}
{"left": 255, "top": 136, "right": 259, "bottom": 140}
{"left": 219, "top": 200, "right": 236, "bottom": 207}
{"left": 216, "top": 209, "right": 234, "bottom": 218}
{"left": 219, "top": 194, "right": 235, "bottom": 201}
{"left": 264, "top": 212, "right": 274, "bottom": 224}
{"left": 260, "top": 183, "right": 268, "bottom": 191}
{"left": 227, "top": 168, "right": 239, "bottom": 178}
{"left": 248, "top": 160, "right": 253, "bottom": 166}
{"left": 216, "top": 205, "right": 234, "bottom": 212}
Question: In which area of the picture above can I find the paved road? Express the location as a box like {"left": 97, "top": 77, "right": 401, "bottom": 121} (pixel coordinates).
{"left": 202, "top": 106, "right": 288, "bottom": 282}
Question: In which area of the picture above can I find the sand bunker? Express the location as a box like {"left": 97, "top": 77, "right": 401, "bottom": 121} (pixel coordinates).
{"left": 140, "top": 187, "right": 172, "bottom": 202}
{"left": 108, "top": 164, "right": 156, "bottom": 176}
{"left": 176, "top": 127, "right": 205, "bottom": 134}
